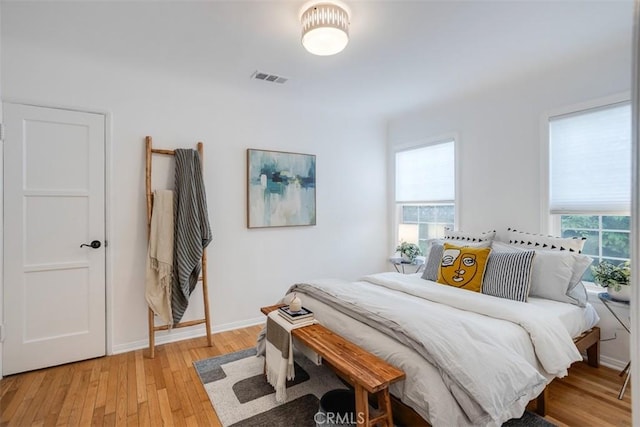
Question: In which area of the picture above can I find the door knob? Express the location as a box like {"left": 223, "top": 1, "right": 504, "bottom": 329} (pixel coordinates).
{"left": 80, "top": 240, "right": 102, "bottom": 249}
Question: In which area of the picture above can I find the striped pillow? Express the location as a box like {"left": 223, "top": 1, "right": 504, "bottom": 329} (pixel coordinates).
{"left": 482, "top": 251, "right": 535, "bottom": 302}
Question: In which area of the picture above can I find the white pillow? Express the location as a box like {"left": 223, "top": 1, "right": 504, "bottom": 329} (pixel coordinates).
{"left": 507, "top": 228, "right": 586, "bottom": 253}
{"left": 443, "top": 229, "right": 496, "bottom": 243}
{"left": 565, "top": 254, "right": 592, "bottom": 307}
{"left": 491, "top": 241, "right": 592, "bottom": 306}
{"left": 567, "top": 281, "right": 589, "bottom": 307}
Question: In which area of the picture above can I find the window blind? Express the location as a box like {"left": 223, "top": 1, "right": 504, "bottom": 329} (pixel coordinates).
{"left": 395, "top": 140, "right": 455, "bottom": 203}
{"left": 549, "top": 102, "right": 631, "bottom": 214}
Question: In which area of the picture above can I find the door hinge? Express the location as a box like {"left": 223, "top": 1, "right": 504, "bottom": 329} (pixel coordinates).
{"left": 0, "top": 324, "right": 4, "bottom": 343}
{"left": 0, "top": 123, "right": 4, "bottom": 142}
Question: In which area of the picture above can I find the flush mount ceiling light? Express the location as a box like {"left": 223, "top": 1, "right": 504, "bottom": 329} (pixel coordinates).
{"left": 300, "top": 1, "right": 351, "bottom": 56}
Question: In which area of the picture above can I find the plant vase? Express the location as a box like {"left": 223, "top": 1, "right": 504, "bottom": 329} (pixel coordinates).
{"left": 592, "top": 260, "right": 631, "bottom": 302}
{"left": 396, "top": 242, "right": 421, "bottom": 264}
{"left": 608, "top": 285, "right": 631, "bottom": 302}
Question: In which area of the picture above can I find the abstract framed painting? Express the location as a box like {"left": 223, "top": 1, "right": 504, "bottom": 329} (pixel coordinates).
{"left": 247, "top": 149, "right": 316, "bottom": 228}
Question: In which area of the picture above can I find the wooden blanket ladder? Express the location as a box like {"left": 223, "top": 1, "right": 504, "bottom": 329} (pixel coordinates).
{"left": 145, "top": 135, "right": 213, "bottom": 358}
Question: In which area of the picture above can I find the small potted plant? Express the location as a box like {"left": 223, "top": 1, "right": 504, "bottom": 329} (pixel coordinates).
{"left": 396, "top": 241, "right": 422, "bottom": 263}
{"left": 591, "top": 260, "right": 631, "bottom": 301}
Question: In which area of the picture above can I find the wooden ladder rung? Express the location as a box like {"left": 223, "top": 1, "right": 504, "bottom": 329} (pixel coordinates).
{"left": 151, "top": 148, "right": 175, "bottom": 155}
{"left": 153, "top": 319, "right": 208, "bottom": 332}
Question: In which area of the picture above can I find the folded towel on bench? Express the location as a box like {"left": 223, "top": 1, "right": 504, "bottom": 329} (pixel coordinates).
{"left": 265, "top": 310, "right": 317, "bottom": 402}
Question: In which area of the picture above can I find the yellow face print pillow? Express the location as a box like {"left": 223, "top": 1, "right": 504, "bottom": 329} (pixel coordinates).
{"left": 437, "top": 243, "right": 491, "bottom": 292}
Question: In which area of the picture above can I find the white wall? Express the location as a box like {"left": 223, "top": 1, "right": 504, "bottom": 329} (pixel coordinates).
{"left": 388, "top": 42, "right": 632, "bottom": 365}
{"left": 388, "top": 44, "right": 631, "bottom": 238}
{"left": 1, "top": 4, "right": 388, "bottom": 352}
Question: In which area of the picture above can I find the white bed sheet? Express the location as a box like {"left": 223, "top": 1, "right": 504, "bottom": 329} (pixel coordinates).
{"left": 407, "top": 272, "right": 600, "bottom": 339}
{"left": 527, "top": 297, "right": 599, "bottom": 339}
{"left": 294, "top": 274, "right": 598, "bottom": 427}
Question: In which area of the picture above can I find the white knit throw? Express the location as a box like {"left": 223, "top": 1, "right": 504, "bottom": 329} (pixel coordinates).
{"left": 145, "top": 190, "right": 174, "bottom": 325}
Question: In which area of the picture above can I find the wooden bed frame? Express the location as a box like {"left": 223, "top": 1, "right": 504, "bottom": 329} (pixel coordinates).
{"left": 390, "top": 326, "right": 601, "bottom": 426}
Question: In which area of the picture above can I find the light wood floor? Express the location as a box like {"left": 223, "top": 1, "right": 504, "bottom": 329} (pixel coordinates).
{"left": 0, "top": 325, "right": 632, "bottom": 426}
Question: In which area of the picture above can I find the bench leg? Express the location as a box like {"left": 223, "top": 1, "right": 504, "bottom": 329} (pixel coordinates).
{"left": 354, "top": 385, "right": 395, "bottom": 427}
{"left": 376, "top": 389, "right": 393, "bottom": 427}
{"left": 355, "top": 384, "right": 369, "bottom": 427}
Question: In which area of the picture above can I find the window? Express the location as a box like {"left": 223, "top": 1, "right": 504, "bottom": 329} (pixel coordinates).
{"left": 560, "top": 215, "right": 630, "bottom": 281}
{"left": 395, "top": 140, "right": 455, "bottom": 254}
{"left": 548, "top": 102, "right": 631, "bottom": 280}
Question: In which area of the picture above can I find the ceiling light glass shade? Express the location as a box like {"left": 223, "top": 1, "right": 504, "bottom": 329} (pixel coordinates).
{"left": 300, "top": 1, "right": 350, "bottom": 56}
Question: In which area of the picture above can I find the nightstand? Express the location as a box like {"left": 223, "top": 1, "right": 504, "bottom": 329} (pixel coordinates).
{"left": 389, "top": 255, "right": 426, "bottom": 274}
{"left": 598, "top": 292, "right": 630, "bottom": 399}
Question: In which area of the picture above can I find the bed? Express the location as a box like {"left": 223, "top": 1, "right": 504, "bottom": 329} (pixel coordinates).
{"left": 285, "top": 268, "right": 600, "bottom": 427}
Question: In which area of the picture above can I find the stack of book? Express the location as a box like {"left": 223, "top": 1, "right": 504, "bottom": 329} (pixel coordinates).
{"left": 278, "top": 305, "right": 314, "bottom": 324}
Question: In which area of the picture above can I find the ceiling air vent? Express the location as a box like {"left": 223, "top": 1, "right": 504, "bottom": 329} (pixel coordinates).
{"left": 251, "top": 70, "right": 288, "bottom": 84}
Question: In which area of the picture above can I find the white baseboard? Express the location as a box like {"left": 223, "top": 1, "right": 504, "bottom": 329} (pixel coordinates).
{"left": 111, "top": 316, "right": 265, "bottom": 355}
{"left": 598, "top": 354, "right": 628, "bottom": 371}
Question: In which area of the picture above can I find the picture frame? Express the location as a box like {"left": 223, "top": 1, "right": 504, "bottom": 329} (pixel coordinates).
{"left": 246, "top": 149, "right": 316, "bottom": 228}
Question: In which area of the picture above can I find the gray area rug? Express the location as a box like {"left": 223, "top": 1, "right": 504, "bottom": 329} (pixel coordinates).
{"left": 194, "top": 348, "right": 557, "bottom": 427}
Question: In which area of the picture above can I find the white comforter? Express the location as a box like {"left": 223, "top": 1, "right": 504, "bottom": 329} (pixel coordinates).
{"left": 289, "top": 272, "right": 583, "bottom": 427}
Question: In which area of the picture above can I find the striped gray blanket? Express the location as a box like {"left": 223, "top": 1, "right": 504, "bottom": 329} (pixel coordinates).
{"left": 172, "top": 149, "right": 212, "bottom": 325}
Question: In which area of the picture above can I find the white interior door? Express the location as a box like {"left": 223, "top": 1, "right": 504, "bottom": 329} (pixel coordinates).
{"left": 3, "top": 103, "right": 106, "bottom": 375}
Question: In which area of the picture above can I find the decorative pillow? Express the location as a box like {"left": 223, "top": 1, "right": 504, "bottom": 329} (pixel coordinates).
{"left": 490, "top": 241, "right": 521, "bottom": 253}
{"left": 444, "top": 229, "right": 496, "bottom": 243}
{"left": 421, "top": 238, "right": 442, "bottom": 263}
{"left": 422, "top": 243, "right": 444, "bottom": 281}
{"left": 491, "top": 241, "right": 592, "bottom": 306}
{"left": 422, "top": 240, "right": 492, "bottom": 281}
{"left": 564, "top": 254, "right": 592, "bottom": 307}
{"left": 507, "top": 228, "right": 586, "bottom": 253}
{"left": 482, "top": 251, "right": 535, "bottom": 302}
{"left": 436, "top": 243, "right": 491, "bottom": 292}
{"left": 567, "top": 281, "right": 589, "bottom": 307}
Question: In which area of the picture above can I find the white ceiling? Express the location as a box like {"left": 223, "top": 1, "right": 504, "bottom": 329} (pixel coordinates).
{"left": 4, "top": 0, "right": 635, "bottom": 119}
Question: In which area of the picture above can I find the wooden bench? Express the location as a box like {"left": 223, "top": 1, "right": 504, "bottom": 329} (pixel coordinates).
{"left": 261, "top": 305, "right": 406, "bottom": 427}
